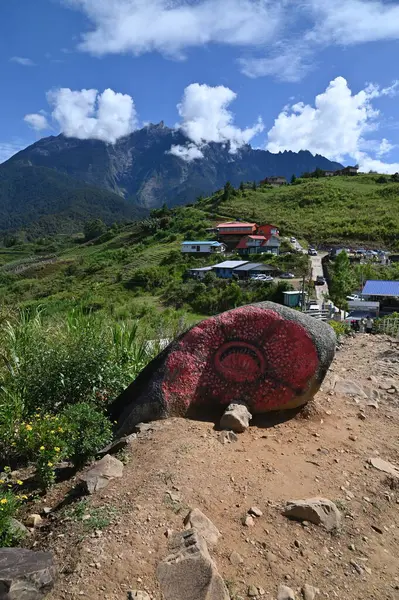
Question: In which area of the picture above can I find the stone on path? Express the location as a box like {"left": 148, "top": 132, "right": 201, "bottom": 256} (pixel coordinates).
{"left": 229, "top": 551, "right": 243, "bottom": 566}
{"left": 248, "top": 585, "right": 258, "bottom": 597}
{"left": 97, "top": 434, "right": 137, "bottom": 456}
{"left": 334, "top": 379, "right": 367, "bottom": 398}
{"left": 302, "top": 584, "right": 319, "bottom": 600}
{"left": 81, "top": 454, "right": 124, "bottom": 494}
{"left": 25, "top": 514, "right": 43, "bottom": 528}
{"left": 283, "top": 498, "right": 341, "bottom": 532}
{"left": 0, "top": 548, "right": 56, "bottom": 600}
{"left": 9, "top": 518, "right": 29, "bottom": 539}
{"left": 183, "top": 508, "right": 221, "bottom": 547}
{"left": 369, "top": 457, "right": 399, "bottom": 478}
{"left": 243, "top": 515, "right": 255, "bottom": 527}
{"left": 248, "top": 506, "right": 263, "bottom": 517}
{"left": 156, "top": 529, "right": 229, "bottom": 600}
{"left": 217, "top": 430, "right": 238, "bottom": 444}
{"left": 127, "top": 592, "right": 151, "bottom": 600}
{"left": 110, "top": 302, "right": 336, "bottom": 437}
{"left": 277, "top": 584, "right": 296, "bottom": 599}
{"left": 220, "top": 402, "right": 252, "bottom": 433}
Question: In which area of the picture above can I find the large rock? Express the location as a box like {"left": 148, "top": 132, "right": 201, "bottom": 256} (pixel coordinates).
{"left": 110, "top": 303, "right": 336, "bottom": 437}
{"left": 156, "top": 529, "right": 229, "bottom": 600}
{"left": 81, "top": 454, "right": 124, "bottom": 494}
{"left": 277, "top": 585, "right": 296, "bottom": 600}
{"left": 283, "top": 497, "right": 341, "bottom": 532}
{"left": 183, "top": 509, "right": 221, "bottom": 547}
{"left": 0, "top": 548, "right": 56, "bottom": 600}
{"left": 220, "top": 402, "right": 251, "bottom": 433}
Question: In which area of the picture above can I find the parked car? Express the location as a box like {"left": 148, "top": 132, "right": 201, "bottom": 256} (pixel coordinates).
{"left": 307, "top": 300, "right": 319, "bottom": 310}
{"left": 280, "top": 272, "right": 295, "bottom": 279}
{"left": 347, "top": 294, "right": 361, "bottom": 301}
{"left": 315, "top": 275, "right": 326, "bottom": 285}
{"left": 308, "top": 248, "right": 318, "bottom": 256}
{"left": 251, "top": 274, "right": 274, "bottom": 282}
{"left": 290, "top": 236, "right": 297, "bottom": 243}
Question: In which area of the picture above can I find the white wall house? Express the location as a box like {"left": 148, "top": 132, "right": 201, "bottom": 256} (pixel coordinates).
{"left": 181, "top": 241, "right": 227, "bottom": 254}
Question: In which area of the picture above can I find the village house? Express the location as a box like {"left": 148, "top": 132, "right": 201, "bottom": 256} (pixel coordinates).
{"left": 260, "top": 176, "right": 287, "bottom": 186}
{"left": 211, "top": 260, "right": 249, "bottom": 279}
{"left": 362, "top": 280, "right": 399, "bottom": 315}
{"left": 232, "top": 263, "right": 280, "bottom": 280}
{"left": 181, "top": 241, "right": 226, "bottom": 254}
{"left": 257, "top": 224, "right": 279, "bottom": 237}
{"left": 236, "top": 233, "right": 281, "bottom": 256}
{"left": 216, "top": 222, "right": 258, "bottom": 250}
{"left": 324, "top": 170, "right": 336, "bottom": 177}
{"left": 336, "top": 165, "right": 359, "bottom": 176}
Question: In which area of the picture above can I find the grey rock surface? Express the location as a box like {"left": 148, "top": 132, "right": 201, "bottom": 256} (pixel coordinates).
{"left": 81, "top": 454, "right": 124, "bottom": 494}
{"left": 220, "top": 402, "right": 252, "bottom": 433}
{"left": 0, "top": 548, "right": 56, "bottom": 600}
{"left": 283, "top": 497, "right": 341, "bottom": 532}
{"left": 156, "top": 529, "right": 229, "bottom": 600}
{"left": 183, "top": 509, "right": 221, "bottom": 547}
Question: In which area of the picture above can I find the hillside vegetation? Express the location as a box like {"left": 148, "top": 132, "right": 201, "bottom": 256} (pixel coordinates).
{"left": 201, "top": 174, "right": 399, "bottom": 246}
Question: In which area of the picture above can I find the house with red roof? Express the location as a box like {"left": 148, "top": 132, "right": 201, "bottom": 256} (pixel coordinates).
{"left": 236, "top": 233, "right": 281, "bottom": 256}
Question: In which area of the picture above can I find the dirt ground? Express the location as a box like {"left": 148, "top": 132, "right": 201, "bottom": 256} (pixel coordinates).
{"left": 32, "top": 334, "right": 399, "bottom": 600}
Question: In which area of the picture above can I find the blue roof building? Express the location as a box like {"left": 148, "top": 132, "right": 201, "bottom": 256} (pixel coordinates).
{"left": 362, "top": 280, "right": 399, "bottom": 297}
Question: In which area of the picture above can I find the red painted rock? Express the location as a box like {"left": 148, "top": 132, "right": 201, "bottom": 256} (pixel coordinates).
{"left": 110, "top": 302, "right": 336, "bottom": 436}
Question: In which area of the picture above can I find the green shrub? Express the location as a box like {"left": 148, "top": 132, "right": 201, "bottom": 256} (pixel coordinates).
{"left": 61, "top": 402, "right": 112, "bottom": 468}
{"left": 0, "top": 489, "right": 22, "bottom": 547}
{"left": 328, "top": 320, "right": 351, "bottom": 338}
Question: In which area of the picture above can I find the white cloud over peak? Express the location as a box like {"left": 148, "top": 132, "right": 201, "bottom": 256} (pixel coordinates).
{"left": 46, "top": 88, "right": 138, "bottom": 143}
{"left": 168, "top": 143, "right": 204, "bottom": 162}
{"left": 176, "top": 83, "right": 264, "bottom": 152}
{"left": 266, "top": 76, "right": 399, "bottom": 173}
{"left": 65, "top": 0, "right": 282, "bottom": 57}
{"left": 10, "top": 56, "right": 35, "bottom": 66}
{"left": 24, "top": 113, "right": 50, "bottom": 131}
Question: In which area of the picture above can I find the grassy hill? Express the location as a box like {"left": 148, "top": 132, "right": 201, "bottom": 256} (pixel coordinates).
{"left": 200, "top": 174, "right": 399, "bottom": 247}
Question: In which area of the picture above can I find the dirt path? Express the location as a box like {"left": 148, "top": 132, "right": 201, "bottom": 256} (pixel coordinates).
{"left": 38, "top": 334, "right": 399, "bottom": 600}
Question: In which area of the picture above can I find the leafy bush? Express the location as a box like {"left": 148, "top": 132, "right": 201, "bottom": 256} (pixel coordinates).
{"left": 328, "top": 320, "right": 351, "bottom": 339}
{"left": 61, "top": 402, "right": 112, "bottom": 468}
{"left": 0, "top": 489, "right": 21, "bottom": 547}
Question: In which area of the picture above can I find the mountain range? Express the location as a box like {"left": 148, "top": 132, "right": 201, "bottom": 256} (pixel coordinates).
{"left": 0, "top": 123, "right": 342, "bottom": 233}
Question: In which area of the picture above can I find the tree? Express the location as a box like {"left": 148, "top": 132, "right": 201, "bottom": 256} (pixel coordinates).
{"left": 290, "top": 174, "right": 297, "bottom": 184}
{"left": 222, "top": 181, "right": 234, "bottom": 201}
{"left": 252, "top": 181, "right": 257, "bottom": 191}
{"left": 329, "top": 251, "right": 356, "bottom": 309}
{"left": 239, "top": 181, "right": 245, "bottom": 193}
{"left": 83, "top": 219, "right": 107, "bottom": 241}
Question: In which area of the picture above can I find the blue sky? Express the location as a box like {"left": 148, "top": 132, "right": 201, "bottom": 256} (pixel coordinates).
{"left": 2, "top": 0, "right": 399, "bottom": 171}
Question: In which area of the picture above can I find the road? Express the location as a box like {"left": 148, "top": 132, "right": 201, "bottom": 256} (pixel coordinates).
{"left": 291, "top": 239, "right": 329, "bottom": 306}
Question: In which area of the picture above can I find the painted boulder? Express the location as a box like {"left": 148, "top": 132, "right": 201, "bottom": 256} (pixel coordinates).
{"left": 110, "top": 302, "right": 336, "bottom": 436}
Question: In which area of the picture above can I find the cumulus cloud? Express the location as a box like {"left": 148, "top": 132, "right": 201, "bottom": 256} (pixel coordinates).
{"left": 10, "top": 56, "right": 35, "bottom": 66}
{"left": 176, "top": 83, "right": 264, "bottom": 154}
{"left": 24, "top": 113, "right": 50, "bottom": 131}
{"left": 46, "top": 87, "right": 138, "bottom": 143}
{"left": 168, "top": 143, "right": 204, "bottom": 162}
{"left": 65, "top": 0, "right": 283, "bottom": 57}
{"left": 266, "top": 76, "right": 399, "bottom": 173}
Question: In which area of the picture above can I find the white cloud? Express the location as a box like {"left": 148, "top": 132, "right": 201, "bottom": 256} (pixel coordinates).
{"left": 168, "top": 143, "right": 204, "bottom": 162}
{"left": 46, "top": 87, "right": 138, "bottom": 143}
{"left": 10, "top": 56, "right": 36, "bottom": 66}
{"left": 65, "top": 0, "right": 283, "bottom": 57}
{"left": 0, "top": 141, "right": 27, "bottom": 164}
{"left": 176, "top": 83, "right": 264, "bottom": 152}
{"left": 376, "top": 138, "right": 395, "bottom": 158}
{"left": 239, "top": 43, "right": 314, "bottom": 82}
{"left": 266, "top": 76, "right": 399, "bottom": 174}
{"left": 24, "top": 113, "right": 50, "bottom": 131}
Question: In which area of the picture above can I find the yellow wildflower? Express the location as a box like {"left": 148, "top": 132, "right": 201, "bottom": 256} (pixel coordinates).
{"left": 16, "top": 480, "right": 23, "bottom": 486}
{"left": 58, "top": 427, "right": 63, "bottom": 433}
{"left": 54, "top": 447, "right": 60, "bottom": 452}
{"left": 20, "top": 494, "right": 28, "bottom": 500}
{"left": 25, "top": 424, "right": 33, "bottom": 431}
{"left": 50, "top": 430, "right": 55, "bottom": 434}
{"left": 0, "top": 498, "right": 7, "bottom": 504}
{"left": 47, "top": 462, "right": 53, "bottom": 467}
{"left": 0, "top": 480, "right": 4, "bottom": 484}
{"left": 40, "top": 446, "right": 45, "bottom": 451}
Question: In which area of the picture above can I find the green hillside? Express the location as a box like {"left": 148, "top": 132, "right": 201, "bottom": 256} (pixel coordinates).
{"left": 200, "top": 174, "right": 399, "bottom": 246}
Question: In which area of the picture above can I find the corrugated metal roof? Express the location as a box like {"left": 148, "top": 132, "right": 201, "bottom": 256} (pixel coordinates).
{"left": 217, "top": 222, "right": 256, "bottom": 228}
{"left": 213, "top": 261, "right": 249, "bottom": 269}
{"left": 182, "top": 241, "right": 222, "bottom": 246}
{"left": 362, "top": 280, "right": 399, "bottom": 297}
{"left": 233, "top": 262, "right": 264, "bottom": 271}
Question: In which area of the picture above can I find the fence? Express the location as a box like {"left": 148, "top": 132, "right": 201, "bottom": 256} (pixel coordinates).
{"left": 304, "top": 309, "right": 332, "bottom": 321}
{"left": 375, "top": 317, "right": 399, "bottom": 338}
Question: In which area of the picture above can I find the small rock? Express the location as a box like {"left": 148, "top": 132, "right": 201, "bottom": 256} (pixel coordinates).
{"left": 128, "top": 592, "right": 151, "bottom": 600}
{"left": 218, "top": 431, "right": 238, "bottom": 444}
{"left": 98, "top": 433, "right": 137, "bottom": 456}
{"left": 302, "top": 584, "right": 319, "bottom": 600}
{"left": 248, "top": 585, "right": 258, "bottom": 597}
{"left": 183, "top": 508, "right": 221, "bottom": 547}
{"left": 350, "top": 560, "right": 364, "bottom": 575}
{"left": 81, "top": 454, "right": 124, "bottom": 494}
{"left": 348, "top": 543, "right": 355, "bottom": 551}
{"left": 220, "top": 402, "right": 252, "bottom": 433}
{"left": 248, "top": 507, "right": 263, "bottom": 517}
{"left": 368, "top": 457, "right": 399, "bottom": 478}
{"left": 229, "top": 551, "right": 243, "bottom": 566}
{"left": 357, "top": 412, "right": 366, "bottom": 420}
{"left": 283, "top": 498, "right": 341, "bottom": 532}
{"left": 278, "top": 584, "right": 296, "bottom": 599}
{"left": 349, "top": 435, "right": 357, "bottom": 442}
{"left": 42, "top": 507, "right": 52, "bottom": 516}
{"left": 9, "top": 519, "right": 29, "bottom": 538}
{"left": 243, "top": 515, "right": 255, "bottom": 527}
{"left": 25, "top": 514, "right": 43, "bottom": 528}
